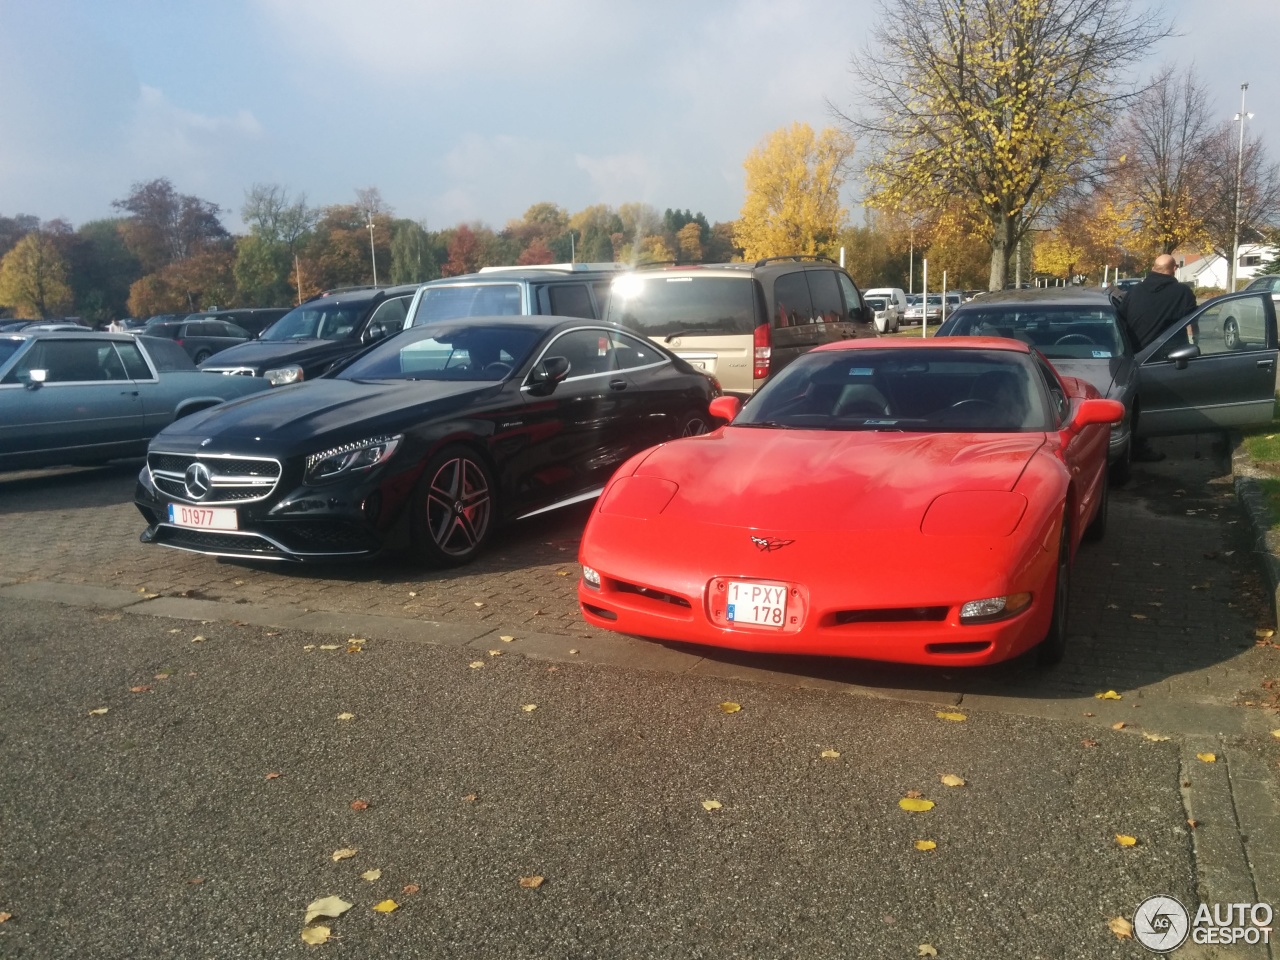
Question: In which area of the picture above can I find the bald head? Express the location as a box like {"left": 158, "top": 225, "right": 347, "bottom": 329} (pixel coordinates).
{"left": 1152, "top": 254, "right": 1178, "bottom": 275}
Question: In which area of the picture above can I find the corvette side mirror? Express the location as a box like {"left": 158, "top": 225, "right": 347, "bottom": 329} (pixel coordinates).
{"left": 709, "top": 395, "right": 741, "bottom": 422}
{"left": 1069, "top": 398, "right": 1124, "bottom": 431}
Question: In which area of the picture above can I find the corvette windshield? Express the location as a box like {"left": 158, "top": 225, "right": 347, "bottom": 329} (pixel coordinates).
{"left": 943, "top": 305, "right": 1126, "bottom": 359}
{"left": 259, "top": 301, "right": 366, "bottom": 342}
{"left": 736, "top": 348, "right": 1051, "bottom": 432}
{"left": 338, "top": 323, "right": 541, "bottom": 381}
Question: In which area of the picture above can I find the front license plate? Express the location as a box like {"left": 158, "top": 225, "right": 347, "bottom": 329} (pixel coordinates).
{"left": 168, "top": 503, "right": 237, "bottom": 530}
{"left": 726, "top": 580, "right": 787, "bottom": 627}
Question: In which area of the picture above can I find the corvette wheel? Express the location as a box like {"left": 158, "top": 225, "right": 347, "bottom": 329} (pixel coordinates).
{"left": 1036, "top": 517, "right": 1071, "bottom": 667}
{"left": 411, "top": 445, "right": 495, "bottom": 567}
{"left": 1084, "top": 474, "right": 1108, "bottom": 542}
{"left": 679, "top": 410, "right": 711, "bottom": 436}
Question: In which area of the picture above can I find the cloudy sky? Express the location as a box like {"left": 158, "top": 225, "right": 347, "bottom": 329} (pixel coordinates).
{"left": 1, "top": 0, "right": 1276, "bottom": 233}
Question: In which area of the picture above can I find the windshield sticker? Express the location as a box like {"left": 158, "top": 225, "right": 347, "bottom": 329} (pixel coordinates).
{"left": 1091, "top": 350, "right": 1112, "bottom": 358}
{"left": 848, "top": 367, "right": 874, "bottom": 376}
{"left": 863, "top": 419, "right": 899, "bottom": 426}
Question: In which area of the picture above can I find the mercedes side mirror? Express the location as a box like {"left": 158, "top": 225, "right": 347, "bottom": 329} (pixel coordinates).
{"left": 525, "top": 356, "right": 571, "bottom": 396}
{"left": 1168, "top": 344, "right": 1200, "bottom": 370}
{"left": 23, "top": 369, "right": 47, "bottom": 390}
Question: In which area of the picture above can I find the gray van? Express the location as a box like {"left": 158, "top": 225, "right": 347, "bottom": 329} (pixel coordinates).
{"left": 404, "top": 263, "right": 626, "bottom": 327}
{"left": 604, "top": 257, "right": 877, "bottom": 395}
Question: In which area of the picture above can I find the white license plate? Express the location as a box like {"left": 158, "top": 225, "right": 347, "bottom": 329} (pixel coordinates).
{"left": 726, "top": 580, "right": 787, "bottom": 627}
{"left": 168, "top": 503, "right": 238, "bottom": 530}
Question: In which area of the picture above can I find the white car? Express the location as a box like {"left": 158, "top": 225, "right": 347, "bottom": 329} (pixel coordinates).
{"left": 864, "top": 296, "right": 900, "bottom": 333}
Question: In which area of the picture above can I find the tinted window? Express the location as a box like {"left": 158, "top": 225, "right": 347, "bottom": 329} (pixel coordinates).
{"left": 607, "top": 275, "right": 757, "bottom": 336}
{"left": 223, "top": 322, "right": 251, "bottom": 339}
{"left": 11, "top": 340, "right": 128, "bottom": 382}
{"left": 773, "top": 272, "right": 815, "bottom": 327}
{"left": 545, "top": 329, "right": 619, "bottom": 378}
{"left": 738, "top": 348, "right": 1050, "bottom": 432}
{"left": 547, "top": 283, "right": 594, "bottom": 319}
{"left": 610, "top": 331, "right": 666, "bottom": 370}
{"left": 943, "top": 304, "right": 1126, "bottom": 359}
{"left": 366, "top": 295, "right": 410, "bottom": 336}
{"left": 338, "top": 323, "right": 541, "bottom": 381}
{"left": 0, "top": 339, "right": 22, "bottom": 368}
{"left": 260, "top": 301, "right": 367, "bottom": 341}
{"left": 149, "top": 324, "right": 182, "bottom": 340}
{"left": 116, "top": 340, "right": 153, "bottom": 379}
{"left": 137, "top": 336, "right": 197, "bottom": 372}
{"left": 412, "top": 283, "right": 523, "bottom": 324}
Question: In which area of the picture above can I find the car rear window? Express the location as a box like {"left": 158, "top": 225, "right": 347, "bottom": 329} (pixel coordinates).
{"left": 943, "top": 305, "right": 1126, "bottom": 359}
{"left": 606, "top": 275, "right": 758, "bottom": 337}
{"left": 411, "top": 283, "right": 524, "bottom": 324}
{"left": 137, "top": 336, "right": 196, "bottom": 372}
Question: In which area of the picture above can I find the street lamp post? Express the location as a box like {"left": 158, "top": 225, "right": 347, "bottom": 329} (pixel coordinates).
{"left": 367, "top": 222, "right": 378, "bottom": 286}
{"left": 1230, "top": 82, "right": 1253, "bottom": 293}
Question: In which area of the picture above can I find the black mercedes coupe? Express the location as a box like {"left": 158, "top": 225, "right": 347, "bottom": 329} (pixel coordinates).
{"left": 135, "top": 316, "right": 717, "bottom": 565}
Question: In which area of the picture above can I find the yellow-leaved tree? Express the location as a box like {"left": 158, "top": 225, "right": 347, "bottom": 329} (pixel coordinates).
{"left": 734, "top": 123, "right": 855, "bottom": 261}
{"left": 838, "top": 0, "right": 1171, "bottom": 290}
{"left": 0, "top": 231, "right": 73, "bottom": 319}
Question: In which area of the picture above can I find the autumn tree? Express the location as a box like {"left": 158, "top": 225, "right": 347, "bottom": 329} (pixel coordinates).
{"left": 734, "top": 123, "right": 854, "bottom": 261}
{"left": 126, "top": 249, "right": 236, "bottom": 316}
{"left": 113, "top": 178, "right": 228, "bottom": 272}
{"left": 676, "top": 222, "right": 703, "bottom": 262}
{"left": 1199, "top": 125, "right": 1280, "bottom": 289}
{"left": 569, "top": 205, "right": 624, "bottom": 262}
{"left": 0, "top": 230, "right": 73, "bottom": 318}
{"left": 841, "top": 0, "right": 1170, "bottom": 290}
{"left": 0, "top": 213, "right": 39, "bottom": 262}
{"left": 235, "top": 183, "right": 317, "bottom": 305}
{"left": 390, "top": 219, "right": 438, "bottom": 283}
{"left": 67, "top": 219, "right": 142, "bottom": 322}
{"left": 442, "top": 224, "right": 483, "bottom": 277}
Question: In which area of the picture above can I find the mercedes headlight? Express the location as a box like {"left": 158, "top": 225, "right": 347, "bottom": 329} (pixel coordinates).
{"left": 265, "top": 364, "right": 304, "bottom": 387}
{"left": 305, "top": 435, "right": 402, "bottom": 483}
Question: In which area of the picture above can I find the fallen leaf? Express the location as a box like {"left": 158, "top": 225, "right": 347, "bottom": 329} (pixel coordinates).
{"left": 1115, "top": 834, "right": 1138, "bottom": 847}
{"left": 519, "top": 876, "right": 544, "bottom": 889}
{"left": 304, "top": 895, "right": 353, "bottom": 924}
{"left": 1106, "top": 603, "right": 1118, "bottom": 609}
{"left": 88, "top": 707, "right": 109, "bottom": 716}
{"left": 1196, "top": 752, "right": 1217, "bottom": 763}
{"left": 336, "top": 712, "right": 355, "bottom": 721}
{"left": 488, "top": 650, "right": 503, "bottom": 657}
{"left": 462, "top": 793, "right": 476, "bottom": 802}
{"left": 265, "top": 772, "right": 281, "bottom": 780}
{"left": 474, "top": 602, "right": 485, "bottom": 608}
{"left": 820, "top": 749, "right": 841, "bottom": 759}
{"left": 532, "top": 609, "right": 543, "bottom": 615}
{"left": 345, "top": 646, "right": 362, "bottom": 654}
{"left": 918, "top": 946, "right": 938, "bottom": 957}
{"left": 940, "top": 774, "right": 966, "bottom": 787}
{"left": 1142, "top": 732, "right": 1171, "bottom": 742}
{"left": 318, "top": 644, "right": 340, "bottom": 651}
{"left": 154, "top": 673, "right": 171, "bottom": 680}
{"left": 556, "top": 570, "right": 570, "bottom": 576}
{"left": 468, "top": 661, "right": 485, "bottom": 669}
{"left": 267, "top": 631, "right": 279, "bottom": 637}
{"left": 1130, "top": 613, "right": 1147, "bottom": 620}
{"left": 0, "top": 912, "right": 11, "bottom": 923}
{"left": 372, "top": 899, "right": 398, "bottom": 913}
{"left": 701, "top": 799, "right": 722, "bottom": 811}
{"left": 718, "top": 701, "right": 742, "bottom": 714}
{"left": 522, "top": 704, "right": 538, "bottom": 712}
{"left": 1082, "top": 738, "right": 1100, "bottom": 747}
{"left": 1095, "top": 690, "right": 1122, "bottom": 700}
{"left": 899, "top": 797, "right": 935, "bottom": 812}
{"left": 1187, "top": 819, "right": 1198, "bottom": 830}
{"left": 1257, "top": 628, "right": 1276, "bottom": 639}
{"left": 1272, "top": 730, "right": 1280, "bottom": 739}
{"left": 1107, "top": 916, "right": 1134, "bottom": 940}
{"left": 914, "top": 840, "right": 937, "bottom": 851}
{"left": 233, "top": 579, "right": 245, "bottom": 586}
{"left": 361, "top": 869, "right": 382, "bottom": 882}
{"left": 500, "top": 635, "right": 515, "bottom": 643}
{"left": 331, "top": 848, "right": 358, "bottom": 862}
{"left": 129, "top": 685, "right": 152, "bottom": 693}
{"left": 935, "top": 711, "right": 966, "bottom": 722}
{"left": 350, "top": 799, "right": 370, "bottom": 811}
{"left": 191, "top": 635, "right": 206, "bottom": 643}
{"left": 402, "top": 883, "right": 420, "bottom": 894}
{"left": 905, "top": 789, "right": 923, "bottom": 799}
{"left": 569, "top": 649, "right": 579, "bottom": 655}
{"left": 1112, "top": 722, "right": 1126, "bottom": 730}
{"left": 1083, "top": 711, "right": 1094, "bottom": 717}
{"left": 300, "top": 925, "right": 331, "bottom": 945}
{"left": 408, "top": 591, "right": 417, "bottom": 598}
{"left": 303, "top": 645, "right": 315, "bottom": 651}
{"left": 187, "top": 877, "right": 204, "bottom": 885}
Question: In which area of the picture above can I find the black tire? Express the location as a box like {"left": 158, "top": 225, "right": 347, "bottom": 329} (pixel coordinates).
{"left": 193, "top": 349, "right": 212, "bottom": 364}
{"left": 409, "top": 445, "right": 496, "bottom": 567}
{"left": 678, "top": 409, "right": 711, "bottom": 437}
{"left": 1223, "top": 317, "right": 1240, "bottom": 351}
{"left": 1036, "top": 516, "right": 1071, "bottom": 667}
{"left": 1084, "top": 474, "right": 1108, "bottom": 542}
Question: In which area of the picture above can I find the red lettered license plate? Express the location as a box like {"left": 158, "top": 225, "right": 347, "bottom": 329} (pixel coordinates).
{"left": 726, "top": 580, "right": 787, "bottom": 627}
{"left": 168, "top": 503, "right": 237, "bottom": 530}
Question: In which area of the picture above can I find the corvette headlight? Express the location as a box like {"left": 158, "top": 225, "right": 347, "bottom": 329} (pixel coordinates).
{"left": 265, "top": 364, "right": 304, "bottom": 387}
{"left": 581, "top": 566, "right": 601, "bottom": 588}
{"left": 960, "top": 593, "right": 1032, "bottom": 623}
{"left": 305, "top": 435, "right": 402, "bottom": 483}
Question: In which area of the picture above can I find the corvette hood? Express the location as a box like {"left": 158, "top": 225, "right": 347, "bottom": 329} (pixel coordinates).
{"left": 632, "top": 427, "right": 1046, "bottom": 531}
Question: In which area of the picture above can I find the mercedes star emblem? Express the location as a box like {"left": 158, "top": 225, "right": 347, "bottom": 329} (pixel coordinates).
{"left": 184, "top": 462, "right": 213, "bottom": 501}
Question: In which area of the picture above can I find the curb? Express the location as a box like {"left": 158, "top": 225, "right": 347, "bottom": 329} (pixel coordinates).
{"left": 1231, "top": 434, "right": 1280, "bottom": 630}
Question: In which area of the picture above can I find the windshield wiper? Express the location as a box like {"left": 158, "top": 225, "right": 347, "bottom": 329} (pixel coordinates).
{"left": 733, "top": 420, "right": 803, "bottom": 429}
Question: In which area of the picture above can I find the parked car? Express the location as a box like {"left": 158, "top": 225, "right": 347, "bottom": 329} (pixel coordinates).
{"left": 0, "top": 331, "right": 269, "bottom": 471}
{"left": 865, "top": 295, "right": 900, "bottom": 333}
{"left": 864, "top": 287, "right": 908, "bottom": 319}
{"left": 604, "top": 256, "right": 876, "bottom": 396}
{"left": 936, "top": 287, "right": 1279, "bottom": 480}
{"left": 1243, "top": 274, "right": 1280, "bottom": 306}
{"left": 135, "top": 316, "right": 717, "bottom": 565}
{"left": 200, "top": 285, "right": 420, "bottom": 385}
{"left": 577, "top": 338, "right": 1120, "bottom": 667}
{"left": 146, "top": 317, "right": 254, "bottom": 363}
{"left": 903, "top": 295, "right": 943, "bottom": 325}
{"left": 405, "top": 263, "right": 625, "bottom": 328}
{"left": 179, "top": 307, "right": 291, "bottom": 339}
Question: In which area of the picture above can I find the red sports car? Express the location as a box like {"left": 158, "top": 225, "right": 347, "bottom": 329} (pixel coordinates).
{"left": 577, "top": 338, "right": 1122, "bottom": 667}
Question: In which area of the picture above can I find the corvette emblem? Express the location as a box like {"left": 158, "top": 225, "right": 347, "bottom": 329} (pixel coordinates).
{"left": 751, "top": 536, "right": 794, "bottom": 552}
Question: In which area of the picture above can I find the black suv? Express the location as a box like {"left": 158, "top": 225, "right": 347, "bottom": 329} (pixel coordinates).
{"left": 403, "top": 263, "right": 625, "bottom": 328}
{"left": 200, "top": 285, "right": 419, "bottom": 385}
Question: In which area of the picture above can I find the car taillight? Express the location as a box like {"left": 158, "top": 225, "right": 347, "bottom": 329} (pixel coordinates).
{"left": 753, "top": 323, "right": 771, "bottom": 381}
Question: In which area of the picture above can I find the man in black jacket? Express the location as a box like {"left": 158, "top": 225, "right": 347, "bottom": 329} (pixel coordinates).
{"left": 1116, "top": 254, "right": 1198, "bottom": 349}
{"left": 1116, "top": 254, "right": 1199, "bottom": 461}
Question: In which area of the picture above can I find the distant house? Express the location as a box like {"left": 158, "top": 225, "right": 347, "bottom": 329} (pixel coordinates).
{"left": 1175, "top": 243, "right": 1277, "bottom": 290}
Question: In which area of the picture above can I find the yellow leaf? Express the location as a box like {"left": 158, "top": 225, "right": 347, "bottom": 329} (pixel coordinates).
{"left": 1271, "top": 730, "right": 1280, "bottom": 739}
{"left": 1094, "top": 690, "right": 1122, "bottom": 700}
{"left": 519, "top": 876, "right": 544, "bottom": 889}
{"left": 899, "top": 797, "right": 935, "bottom": 812}
{"left": 318, "top": 644, "right": 340, "bottom": 650}
{"left": 1256, "top": 628, "right": 1275, "bottom": 639}
{"left": 1131, "top": 613, "right": 1147, "bottom": 620}
{"left": 522, "top": 704, "right": 538, "bottom": 712}
{"left": 1196, "top": 752, "right": 1217, "bottom": 763}
{"left": 331, "top": 848, "right": 357, "bottom": 862}
{"left": 191, "top": 635, "right": 206, "bottom": 643}
{"left": 468, "top": 661, "right": 485, "bottom": 669}
{"left": 361, "top": 869, "right": 382, "bottom": 882}
{"left": 474, "top": 602, "right": 485, "bottom": 608}
{"left": 0, "top": 912, "right": 12, "bottom": 923}
{"left": 719, "top": 702, "right": 742, "bottom": 714}
{"left": 914, "top": 840, "right": 937, "bottom": 851}
{"left": 1107, "top": 916, "right": 1134, "bottom": 940}
{"left": 1112, "top": 722, "right": 1126, "bottom": 730}
{"left": 304, "top": 895, "right": 353, "bottom": 924}
{"left": 1142, "top": 732, "right": 1171, "bottom": 742}
{"left": 336, "top": 712, "right": 355, "bottom": 721}
{"left": 372, "top": 899, "right": 398, "bottom": 914}
{"left": 569, "top": 649, "right": 580, "bottom": 655}
{"left": 88, "top": 707, "right": 109, "bottom": 716}
{"left": 918, "top": 946, "right": 939, "bottom": 957}
{"left": 300, "top": 925, "right": 331, "bottom": 945}
{"left": 500, "top": 635, "right": 515, "bottom": 643}
{"left": 1115, "top": 834, "right": 1137, "bottom": 847}
{"left": 556, "top": 570, "right": 570, "bottom": 576}
{"left": 702, "top": 799, "right": 723, "bottom": 811}
{"left": 820, "top": 749, "right": 840, "bottom": 759}
{"left": 935, "top": 711, "right": 966, "bottom": 722}
{"left": 940, "top": 774, "right": 966, "bottom": 787}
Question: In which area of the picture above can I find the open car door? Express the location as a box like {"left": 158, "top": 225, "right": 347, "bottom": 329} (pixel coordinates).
{"left": 1135, "top": 290, "right": 1277, "bottom": 437}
